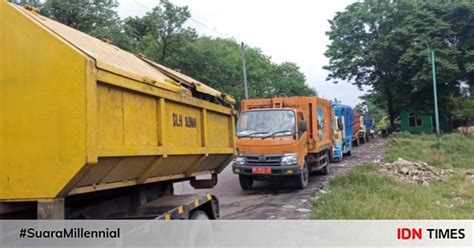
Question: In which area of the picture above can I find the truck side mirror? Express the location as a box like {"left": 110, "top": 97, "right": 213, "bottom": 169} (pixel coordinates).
{"left": 299, "top": 120, "right": 307, "bottom": 133}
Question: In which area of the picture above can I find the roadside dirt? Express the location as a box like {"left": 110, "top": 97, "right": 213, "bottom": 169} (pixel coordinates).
{"left": 175, "top": 137, "right": 388, "bottom": 219}
{"left": 376, "top": 157, "right": 474, "bottom": 186}
{"left": 376, "top": 158, "right": 453, "bottom": 185}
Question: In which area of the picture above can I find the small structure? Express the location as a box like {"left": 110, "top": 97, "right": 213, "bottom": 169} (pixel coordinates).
{"left": 400, "top": 110, "right": 449, "bottom": 133}
{"left": 400, "top": 110, "right": 433, "bottom": 133}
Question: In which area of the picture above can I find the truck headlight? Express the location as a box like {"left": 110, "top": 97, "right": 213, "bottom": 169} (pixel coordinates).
{"left": 281, "top": 154, "right": 298, "bottom": 166}
{"left": 235, "top": 156, "right": 245, "bottom": 165}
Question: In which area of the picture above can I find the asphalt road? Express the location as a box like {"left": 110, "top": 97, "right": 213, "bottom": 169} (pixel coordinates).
{"left": 174, "top": 137, "right": 387, "bottom": 219}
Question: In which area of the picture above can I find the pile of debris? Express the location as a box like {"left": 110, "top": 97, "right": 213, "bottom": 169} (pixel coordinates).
{"left": 376, "top": 158, "right": 453, "bottom": 185}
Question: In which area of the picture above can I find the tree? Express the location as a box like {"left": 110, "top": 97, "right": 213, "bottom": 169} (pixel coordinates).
{"left": 324, "top": 0, "right": 473, "bottom": 128}
{"left": 160, "top": 36, "right": 316, "bottom": 105}
{"left": 10, "top": 0, "right": 40, "bottom": 5}
{"left": 270, "top": 62, "right": 316, "bottom": 97}
{"left": 448, "top": 95, "right": 474, "bottom": 126}
{"left": 359, "top": 94, "right": 387, "bottom": 125}
{"left": 35, "top": 0, "right": 131, "bottom": 49}
{"left": 433, "top": 3, "right": 474, "bottom": 97}
{"left": 325, "top": 1, "right": 409, "bottom": 127}
{"left": 124, "top": 0, "right": 193, "bottom": 63}
{"left": 40, "top": 0, "right": 120, "bottom": 34}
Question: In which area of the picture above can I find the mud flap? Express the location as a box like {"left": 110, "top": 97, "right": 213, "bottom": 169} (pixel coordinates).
{"left": 190, "top": 173, "right": 218, "bottom": 189}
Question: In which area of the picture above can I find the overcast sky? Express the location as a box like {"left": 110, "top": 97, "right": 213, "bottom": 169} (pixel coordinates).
{"left": 118, "top": 0, "right": 365, "bottom": 106}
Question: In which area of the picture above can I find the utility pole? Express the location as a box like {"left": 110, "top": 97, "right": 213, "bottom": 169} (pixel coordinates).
{"left": 428, "top": 45, "right": 441, "bottom": 146}
{"left": 240, "top": 42, "right": 249, "bottom": 99}
{"left": 415, "top": 39, "right": 441, "bottom": 146}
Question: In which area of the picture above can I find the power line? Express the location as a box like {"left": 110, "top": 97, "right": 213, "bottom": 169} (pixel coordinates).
{"left": 133, "top": 0, "right": 149, "bottom": 11}
{"left": 132, "top": 0, "right": 235, "bottom": 40}
{"left": 188, "top": 17, "right": 228, "bottom": 38}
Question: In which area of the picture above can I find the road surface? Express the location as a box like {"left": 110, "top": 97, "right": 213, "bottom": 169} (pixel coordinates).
{"left": 174, "top": 137, "right": 387, "bottom": 219}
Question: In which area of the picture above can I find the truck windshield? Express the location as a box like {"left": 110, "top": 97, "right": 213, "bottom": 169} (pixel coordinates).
{"left": 237, "top": 110, "right": 295, "bottom": 137}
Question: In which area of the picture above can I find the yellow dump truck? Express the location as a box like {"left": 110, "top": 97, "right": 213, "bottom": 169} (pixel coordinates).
{"left": 0, "top": 2, "right": 236, "bottom": 219}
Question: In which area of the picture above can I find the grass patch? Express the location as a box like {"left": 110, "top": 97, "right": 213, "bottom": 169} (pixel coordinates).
{"left": 311, "top": 132, "right": 474, "bottom": 219}
{"left": 384, "top": 132, "right": 474, "bottom": 169}
{"left": 311, "top": 164, "right": 474, "bottom": 219}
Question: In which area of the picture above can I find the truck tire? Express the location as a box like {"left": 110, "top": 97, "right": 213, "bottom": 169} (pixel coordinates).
{"left": 239, "top": 175, "right": 253, "bottom": 191}
{"left": 295, "top": 162, "right": 309, "bottom": 189}
{"left": 190, "top": 210, "right": 209, "bottom": 220}
{"left": 321, "top": 153, "right": 330, "bottom": 175}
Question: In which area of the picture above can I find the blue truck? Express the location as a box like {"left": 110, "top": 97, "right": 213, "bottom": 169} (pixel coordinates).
{"left": 332, "top": 104, "right": 354, "bottom": 161}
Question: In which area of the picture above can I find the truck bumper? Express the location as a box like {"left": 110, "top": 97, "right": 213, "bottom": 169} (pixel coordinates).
{"left": 232, "top": 164, "right": 301, "bottom": 176}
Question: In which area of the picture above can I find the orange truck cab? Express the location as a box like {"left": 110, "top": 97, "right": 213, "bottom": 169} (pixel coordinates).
{"left": 232, "top": 97, "right": 333, "bottom": 190}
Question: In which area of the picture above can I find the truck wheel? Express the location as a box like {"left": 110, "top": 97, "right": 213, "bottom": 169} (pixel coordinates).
{"left": 190, "top": 210, "right": 209, "bottom": 220}
{"left": 239, "top": 175, "right": 253, "bottom": 191}
{"left": 295, "top": 162, "right": 309, "bottom": 189}
{"left": 321, "top": 153, "right": 330, "bottom": 175}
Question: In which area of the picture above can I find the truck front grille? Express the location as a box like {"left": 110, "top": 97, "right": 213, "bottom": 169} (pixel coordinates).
{"left": 245, "top": 155, "right": 281, "bottom": 166}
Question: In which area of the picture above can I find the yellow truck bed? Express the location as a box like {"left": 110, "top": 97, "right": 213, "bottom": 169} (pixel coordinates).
{"left": 0, "top": 2, "right": 236, "bottom": 201}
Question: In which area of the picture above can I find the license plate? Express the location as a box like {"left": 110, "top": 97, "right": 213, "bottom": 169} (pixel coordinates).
{"left": 252, "top": 167, "right": 272, "bottom": 174}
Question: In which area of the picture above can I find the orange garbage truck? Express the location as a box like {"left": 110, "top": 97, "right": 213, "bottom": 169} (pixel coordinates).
{"left": 232, "top": 97, "right": 333, "bottom": 190}
{"left": 352, "top": 113, "right": 361, "bottom": 146}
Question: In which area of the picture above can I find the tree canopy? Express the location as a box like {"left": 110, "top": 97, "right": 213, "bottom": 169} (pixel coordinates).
{"left": 324, "top": 0, "right": 474, "bottom": 127}
{"left": 41, "top": 0, "right": 121, "bottom": 34}
{"left": 23, "top": 0, "right": 316, "bottom": 107}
